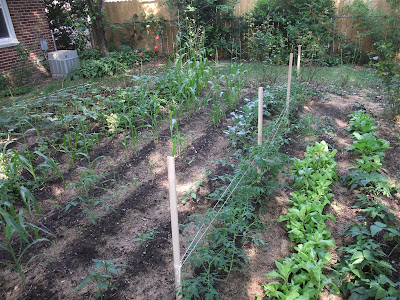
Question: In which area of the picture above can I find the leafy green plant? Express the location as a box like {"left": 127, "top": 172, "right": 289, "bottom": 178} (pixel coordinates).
{"left": 133, "top": 227, "right": 159, "bottom": 245}
{"left": 181, "top": 174, "right": 208, "bottom": 204}
{"left": 334, "top": 222, "right": 400, "bottom": 300}
{"left": 346, "top": 132, "right": 390, "bottom": 158}
{"left": 262, "top": 141, "right": 339, "bottom": 299}
{"left": 77, "top": 259, "right": 127, "bottom": 299}
{"left": 346, "top": 110, "right": 377, "bottom": 134}
{"left": 71, "top": 50, "right": 152, "bottom": 79}
{"left": 353, "top": 194, "right": 396, "bottom": 223}
{"left": 334, "top": 109, "right": 400, "bottom": 299}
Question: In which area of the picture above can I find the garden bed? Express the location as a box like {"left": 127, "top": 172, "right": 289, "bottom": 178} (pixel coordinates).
{"left": 1, "top": 60, "right": 399, "bottom": 299}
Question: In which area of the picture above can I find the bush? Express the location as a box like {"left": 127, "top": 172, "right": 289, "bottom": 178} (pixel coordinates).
{"left": 79, "top": 49, "right": 101, "bottom": 60}
{"left": 166, "top": 0, "right": 238, "bottom": 56}
{"left": 71, "top": 49, "right": 153, "bottom": 79}
{"left": 372, "top": 42, "right": 400, "bottom": 115}
{"left": 340, "top": 0, "right": 400, "bottom": 57}
{"left": 247, "top": 0, "right": 335, "bottom": 61}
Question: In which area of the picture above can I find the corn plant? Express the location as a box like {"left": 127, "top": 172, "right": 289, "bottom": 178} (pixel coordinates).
{"left": 0, "top": 186, "right": 52, "bottom": 288}
{"left": 66, "top": 168, "right": 108, "bottom": 224}
{"left": 0, "top": 214, "right": 52, "bottom": 287}
{"left": 145, "top": 97, "right": 162, "bottom": 142}
{"left": 120, "top": 135, "right": 130, "bottom": 160}
{"left": 101, "top": 172, "right": 128, "bottom": 204}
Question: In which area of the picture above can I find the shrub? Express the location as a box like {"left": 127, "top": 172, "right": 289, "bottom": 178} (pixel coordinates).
{"left": 71, "top": 49, "right": 153, "bottom": 79}
{"left": 166, "top": 0, "right": 239, "bottom": 56}
{"left": 248, "top": 0, "right": 335, "bottom": 61}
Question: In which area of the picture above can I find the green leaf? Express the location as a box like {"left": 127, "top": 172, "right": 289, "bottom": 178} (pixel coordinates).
{"left": 107, "top": 266, "right": 118, "bottom": 275}
{"left": 76, "top": 277, "right": 91, "bottom": 291}
{"left": 351, "top": 251, "right": 364, "bottom": 265}
{"left": 371, "top": 223, "right": 386, "bottom": 236}
{"left": 265, "top": 270, "right": 281, "bottom": 279}
{"left": 97, "top": 281, "right": 109, "bottom": 291}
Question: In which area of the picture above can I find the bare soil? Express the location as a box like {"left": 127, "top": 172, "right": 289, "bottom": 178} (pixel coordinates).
{"left": 1, "top": 91, "right": 399, "bottom": 300}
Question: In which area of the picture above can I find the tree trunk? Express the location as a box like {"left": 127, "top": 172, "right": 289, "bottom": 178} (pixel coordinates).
{"left": 86, "top": 0, "right": 108, "bottom": 57}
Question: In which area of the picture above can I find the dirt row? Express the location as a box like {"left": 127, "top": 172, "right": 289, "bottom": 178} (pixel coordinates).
{"left": 2, "top": 92, "right": 399, "bottom": 300}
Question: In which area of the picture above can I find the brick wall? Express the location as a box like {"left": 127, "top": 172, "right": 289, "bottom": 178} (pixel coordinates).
{"left": 0, "top": 0, "right": 54, "bottom": 77}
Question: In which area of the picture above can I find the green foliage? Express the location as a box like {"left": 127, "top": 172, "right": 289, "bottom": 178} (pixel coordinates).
{"left": 77, "top": 259, "right": 127, "bottom": 299}
{"left": 353, "top": 194, "right": 396, "bottom": 224}
{"left": 0, "top": 211, "right": 52, "bottom": 287}
{"left": 344, "top": 110, "right": 398, "bottom": 196}
{"left": 346, "top": 132, "right": 390, "bottom": 158}
{"left": 341, "top": 0, "right": 400, "bottom": 60}
{"left": 245, "top": 16, "right": 286, "bottom": 63}
{"left": 372, "top": 42, "right": 400, "bottom": 115}
{"left": 334, "top": 108, "right": 400, "bottom": 299}
{"left": 182, "top": 85, "right": 318, "bottom": 299}
{"left": 166, "top": 0, "right": 238, "bottom": 56}
{"left": 0, "top": 145, "right": 53, "bottom": 287}
{"left": 182, "top": 145, "right": 288, "bottom": 299}
{"left": 109, "top": 12, "right": 167, "bottom": 50}
{"left": 71, "top": 49, "right": 153, "bottom": 79}
{"left": 133, "top": 227, "right": 159, "bottom": 243}
{"left": 44, "top": 0, "right": 90, "bottom": 50}
{"left": 334, "top": 222, "right": 400, "bottom": 300}
{"left": 248, "top": 0, "right": 335, "bottom": 62}
{"left": 262, "top": 141, "right": 338, "bottom": 299}
{"left": 79, "top": 49, "right": 101, "bottom": 60}
{"left": 346, "top": 110, "right": 377, "bottom": 134}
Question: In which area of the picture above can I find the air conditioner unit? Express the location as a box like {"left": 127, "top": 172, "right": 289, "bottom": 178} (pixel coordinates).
{"left": 48, "top": 50, "right": 79, "bottom": 79}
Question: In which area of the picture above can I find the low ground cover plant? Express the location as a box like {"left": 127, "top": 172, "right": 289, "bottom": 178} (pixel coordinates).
{"left": 334, "top": 109, "right": 400, "bottom": 299}
{"left": 261, "top": 141, "right": 338, "bottom": 299}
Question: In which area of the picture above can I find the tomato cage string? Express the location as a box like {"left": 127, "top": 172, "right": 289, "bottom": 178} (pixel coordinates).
{"left": 180, "top": 101, "right": 292, "bottom": 266}
{"left": 180, "top": 162, "right": 253, "bottom": 267}
{"left": 179, "top": 164, "right": 247, "bottom": 265}
{"left": 265, "top": 96, "right": 292, "bottom": 146}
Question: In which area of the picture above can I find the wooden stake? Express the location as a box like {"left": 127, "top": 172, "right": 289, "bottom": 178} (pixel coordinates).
{"left": 286, "top": 53, "right": 293, "bottom": 113}
{"left": 258, "top": 87, "right": 263, "bottom": 146}
{"left": 168, "top": 156, "right": 182, "bottom": 300}
{"left": 297, "top": 45, "right": 301, "bottom": 74}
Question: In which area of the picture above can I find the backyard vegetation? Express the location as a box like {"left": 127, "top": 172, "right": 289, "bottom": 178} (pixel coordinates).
{"left": 1, "top": 0, "right": 400, "bottom": 299}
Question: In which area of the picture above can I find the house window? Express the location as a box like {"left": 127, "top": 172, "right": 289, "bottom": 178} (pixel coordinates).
{"left": 0, "top": 0, "right": 18, "bottom": 47}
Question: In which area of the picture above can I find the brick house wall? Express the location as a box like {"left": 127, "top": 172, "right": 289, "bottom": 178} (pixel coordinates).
{"left": 0, "top": 0, "right": 54, "bottom": 77}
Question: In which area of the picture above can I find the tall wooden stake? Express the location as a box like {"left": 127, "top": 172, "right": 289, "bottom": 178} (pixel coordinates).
{"left": 286, "top": 53, "right": 293, "bottom": 113}
{"left": 168, "top": 156, "right": 182, "bottom": 300}
{"left": 297, "top": 45, "right": 301, "bottom": 74}
{"left": 258, "top": 87, "right": 263, "bottom": 146}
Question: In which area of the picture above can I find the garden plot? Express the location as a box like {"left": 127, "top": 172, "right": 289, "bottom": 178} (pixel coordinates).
{"left": 1, "top": 59, "right": 399, "bottom": 300}
{"left": 0, "top": 88, "right": 241, "bottom": 300}
{"left": 216, "top": 92, "right": 400, "bottom": 299}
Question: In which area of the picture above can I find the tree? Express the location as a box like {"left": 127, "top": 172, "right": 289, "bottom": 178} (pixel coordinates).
{"left": 86, "top": 0, "right": 108, "bottom": 57}
{"left": 44, "top": 0, "right": 90, "bottom": 50}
